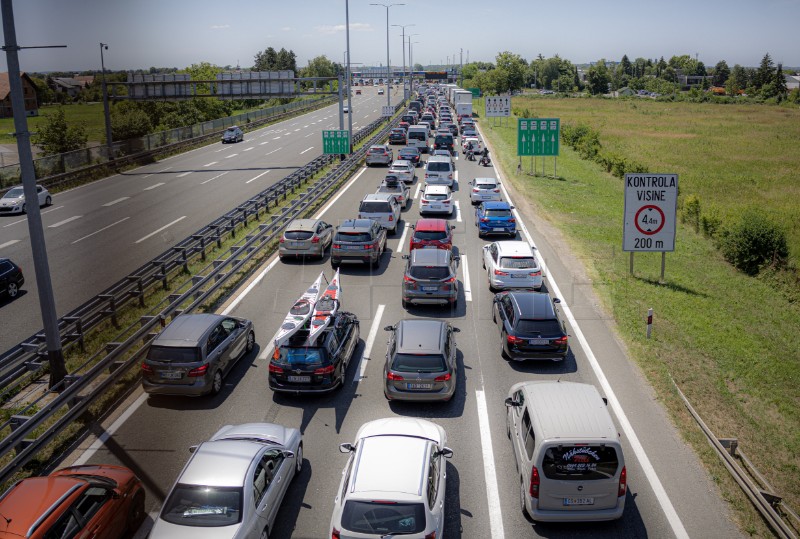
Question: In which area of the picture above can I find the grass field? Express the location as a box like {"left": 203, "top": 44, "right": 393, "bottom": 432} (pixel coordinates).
{"left": 479, "top": 95, "right": 800, "bottom": 535}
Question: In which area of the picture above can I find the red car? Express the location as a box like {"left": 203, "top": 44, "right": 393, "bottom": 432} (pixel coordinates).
{"left": 409, "top": 218, "right": 455, "bottom": 251}
{"left": 0, "top": 464, "right": 145, "bottom": 539}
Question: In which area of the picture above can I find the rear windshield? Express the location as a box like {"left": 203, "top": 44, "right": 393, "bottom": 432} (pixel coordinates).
{"left": 148, "top": 346, "right": 201, "bottom": 363}
{"left": 500, "top": 257, "right": 537, "bottom": 269}
{"left": 515, "top": 319, "right": 562, "bottom": 335}
{"left": 160, "top": 485, "right": 242, "bottom": 527}
{"left": 484, "top": 209, "right": 512, "bottom": 218}
{"left": 425, "top": 193, "right": 449, "bottom": 201}
{"left": 369, "top": 148, "right": 386, "bottom": 154}
{"left": 427, "top": 162, "right": 451, "bottom": 172}
{"left": 400, "top": 149, "right": 419, "bottom": 156}
{"left": 341, "top": 501, "right": 425, "bottom": 535}
{"left": 277, "top": 346, "right": 325, "bottom": 366}
{"left": 435, "top": 136, "right": 453, "bottom": 145}
{"left": 391, "top": 353, "right": 447, "bottom": 372}
{"left": 407, "top": 131, "right": 426, "bottom": 141}
{"left": 284, "top": 231, "right": 314, "bottom": 240}
{"left": 542, "top": 445, "right": 619, "bottom": 481}
{"left": 359, "top": 202, "right": 391, "bottom": 213}
{"left": 336, "top": 232, "right": 371, "bottom": 243}
{"left": 409, "top": 265, "right": 451, "bottom": 280}
{"left": 414, "top": 230, "right": 447, "bottom": 241}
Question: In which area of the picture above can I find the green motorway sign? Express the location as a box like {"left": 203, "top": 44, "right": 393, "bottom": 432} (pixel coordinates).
{"left": 323, "top": 130, "right": 350, "bottom": 154}
{"left": 468, "top": 87, "right": 481, "bottom": 97}
{"left": 517, "top": 118, "right": 560, "bottom": 156}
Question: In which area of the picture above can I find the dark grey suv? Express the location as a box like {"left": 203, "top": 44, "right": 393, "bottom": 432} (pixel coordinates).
{"left": 331, "top": 219, "right": 387, "bottom": 268}
{"left": 493, "top": 291, "right": 569, "bottom": 361}
{"left": 401, "top": 248, "right": 459, "bottom": 308}
{"left": 383, "top": 319, "right": 460, "bottom": 402}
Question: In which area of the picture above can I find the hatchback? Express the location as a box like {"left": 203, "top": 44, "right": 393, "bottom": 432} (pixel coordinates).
{"left": 493, "top": 291, "right": 568, "bottom": 361}
{"left": 470, "top": 177, "right": 502, "bottom": 204}
{"left": 0, "top": 185, "right": 51, "bottom": 215}
{"left": 331, "top": 418, "right": 453, "bottom": 539}
{"left": 409, "top": 218, "right": 454, "bottom": 251}
{"left": 150, "top": 423, "right": 303, "bottom": 539}
{"left": 279, "top": 219, "right": 334, "bottom": 260}
{"left": 141, "top": 314, "right": 255, "bottom": 396}
{"left": 388, "top": 159, "right": 416, "bottom": 183}
{"left": 483, "top": 241, "right": 543, "bottom": 291}
{"left": 402, "top": 248, "right": 460, "bottom": 308}
{"left": 398, "top": 146, "right": 422, "bottom": 167}
{"left": 221, "top": 126, "right": 243, "bottom": 143}
{"left": 420, "top": 185, "right": 453, "bottom": 216}
{"left": 475, "top": 201, "right": 516, "bottom": 237}
{"left": 331, "top": 219, "right": 387, "bottom": 268}
{"left": 0, "top": 258, "right": 24, "bottom": 299}
{"left": 384, "top": 319, "right": 460, "bottom": 402}
{"left": 0, "top": 464, "right": 144, "bottom": 539}
{"left": 365, "top": 145, "right": 393, "bottom": 166}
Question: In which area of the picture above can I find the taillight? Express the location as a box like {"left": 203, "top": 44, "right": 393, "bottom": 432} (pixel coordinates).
{"left": 472, "top": 188, "right": 479, "bottom": 193}
{"left": 554, "top": 336, "right": 568, "bottom": 346}
{"left": 187, "top": 364, "right": 208, "bottom": 377}
{"left": 421, "top": 198, "right": 428, "bottom": 204}
{"left": 529, "top": 270, "right": 542, "bottom": 277}
{"left": 618, "top": 465, "right": 627, "bottom": 497}
{"left": 509, "top": 218, "right": 516, "bottom": 223}
{"left": 268, "top": 363, "right": 284, "bottom": 374}
{"left": 493, "top": 189, "right": 500, "bottom": 193}
{"left": 387, "top": 371, "right": 404, "bottom": 381}
{"left": 311, "top": 237, "right": 320, "bottom": 244}
{"left": 141, "top": 362, "right": 154, "bottom": 375}
{"left": 434, "top": 373, "right": 451, "bottom": 382}
{"left": 494, "top": 269, "right": 509, "bottom": 276}
{"left": 388, "top": 215, "right": 394, "bottom": 221}
{"left": 364, "top": 242, "right": 374, "bottom": 250}
{"left": 507, "top": 334, "right": 525, "bottom": 345}
{"left": 279, "top": 237, "right": 285, "bottom": 243}
{"left": 529, "top": 466, "right": 540, "bottom": 498}
{"left": 331, "top": 529, "right": 341, "bottom": 539}
{"left": 424, "top": 532, "right": 437, "bottom": 539}
{"left": 314, "top": 365, "right": 335, "bottom": 375}
{"left": 333, "top": 243, "right": 341, "bottom": 249}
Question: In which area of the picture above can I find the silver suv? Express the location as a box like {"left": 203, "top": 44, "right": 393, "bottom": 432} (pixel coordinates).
{"left": 401, "top": 248, "right": 460, "bottom": 308}
{"left": 358, "top": 193, "right": 401, "bottom": 234}
{"left": 365, "top": 144, "right": 393, "bottom": 166}
{"left": 331, "top": 219, "right": 387, "bottom": 268}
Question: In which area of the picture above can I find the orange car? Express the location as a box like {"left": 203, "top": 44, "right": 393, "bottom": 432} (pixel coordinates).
{"left": 0, "top": 464, "right": 145, "bottom": 538}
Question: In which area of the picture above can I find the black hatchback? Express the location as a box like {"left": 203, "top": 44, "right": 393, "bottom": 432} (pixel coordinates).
{"left": 493, "top": 291, "right": 569, "bottom": 361}
{"left": 269, "top": 311, "right": 360, "bottom": 393}
{"left": 0, "top": 258, "right": 24, "bottom": 300}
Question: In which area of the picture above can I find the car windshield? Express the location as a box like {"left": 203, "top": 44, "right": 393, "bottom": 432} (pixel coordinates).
{"left": 147, "top": 346, "right": 201, "bottom": 363}
{"left": 400, "top": 149, "right": 419, "bottom": 156}
{"left": 542, "top": 445, "right": 619, "bottom": 481}
{"left": 359, "top": 202, "right": 391, "bottom": 213}
{"left": 3, "top": 188, "right": 24, "bottom": 198}
{"left": 336, "top": 232, "right": 372, "bottom": 243}
{"left": 278, "top": 346, "right": 325, "bottom": 366}
{"left": 160, "top": 485, "right": 243, "bottom": 527}
{"left": 341, "top": 501, "right": 426, "bottom": 534}
{"left": 414, "top": 230, "right": 447, "bottom": 241}
{"left": 284, "top": 231, "right": 314, "bottom": 240}
{"left": 409, "top": 265, "right": 450, "bottom": 280}
{"left": 391, "top": 353, "right": 447, "bottom": 372}
{"left": 515, "top": 319, "right": 562, "bottom": 335}
{"left": 484, "top": 209, "right": 512, "bottom": 218}
{"left": 500, "top": 257, "right": 537, "bottom": 269}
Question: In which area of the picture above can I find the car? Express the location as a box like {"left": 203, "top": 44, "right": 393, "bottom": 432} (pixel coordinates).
{"left": 0, "top": 185, "right": 51, "bottom": 215}
{"left": 0, "top": 258, "right": 24, "bottom": 300}
{"left": 475, "top": 200, "right": 516, "bottom": 237}
{"left": 269, "top": 311, "right": 360, "bottom": 393}
{"left": 420, "top": 184, "right": 454, "bottom": 216}
{"left": 343, "top": 105, "right": 350, "bottom": 113}
{"left": 150, "top": 423, "right": 303, "bottom": 539}
{"left": 377, "top": 175, "right": 411, "bottom": 208}
{"left": 433, "top": 132, "right": 455, "bottom": 154}
{"left": 506, "top": 381, "right": 626, "bottom": 522}
{"left": 409, "top": 218, "right": 455, "bottom": 251}
{"left": 388, "top": 128, "right": 407, "bottom": 145}
{"left": 443, "top": 122, "right": 459, "bottom": 137}
{"left": 358, "top": 193, "right": 402, "bottom": 233}
{"left": 355, "top": 88, "right": 362, "bottom": 95}
{"left": 279, "top": 218, "right": 334, "bottom": 260}
{"left": 483, "top": 240, "right": 543, "bottom": 291}
{"left": 400, "top": 114, "right": 416, "bottom": 124}
{"left": 388, "top": 159, "right": 416, "bottom": 183}
{"left": 221, "top": 125, "right": 243, "bottom": 143}
{"left": 383, "top": 319, "right": 460, "bottom": 401}
{"left": 462, "top": 127, "right": 478, "bottom": 139}
{"left": 331, "top": 418, "right": 453, "bottom": 539}
{"left": 398, "top": 121, "right": 411, "bottom": 132}
{"left": 365, "top": 144, "right": 393, "bottom": 166}
{"left": 424, "top": 155, "right": 455, "bottom": 187}
{"left": 330, "top": 219, "right": 387, "bottom": 267}
{"left": 469, "top": 177, "right": 502, "bottom": 204}
{"left": 0, "top": 464, "right": 145, "bottom": 539}
{"left": 493, "top": 291, "right": 568, "bottom": 360}
{"left": 401, "top": 248, "right": 459, "bottom": 308}
{"left": 462, "top": 136, "right": 482, "bottom": 155}
{"left": 420, "top": 112, "right": 435, "bottom": 125}
{"left": 417, "top": 120, "right": 434, "bottom": 136}
{"left": 378, "top": 88, "right": 385, "bottom": 95}
{"left": 142, "top": 313, "right": 256, "bottom": 396}
{"left": 398, "top": 146, "right": 422, "bottom": 167}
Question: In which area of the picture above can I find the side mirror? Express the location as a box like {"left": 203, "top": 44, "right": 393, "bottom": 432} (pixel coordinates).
{"left": 510, "top": 206, "right": 516, "bottom": 210}
{"left": 438, "top": 447, "right": 454, "bottom": 459}
{"left": 504, "top": 397, "right": 519, "bottom": 407}
{"left": 452, "top": 327, "right": 461, "bottom": 333}
{"left": 602, "top": 397, "right": 608, "bottom": 406}
{"left": 189, "top": 445, "right": 199, "bottom": 453}
{"left": 339, "top": 443, "right": 355, "bottom": 453}
{"left": 402, "top": 254, "right": 409, "bottom": 260}
{"left": 553, "top": 298, "right": 561, "bottom": 304}
{"left": 383, "top": 325, "right": 394, "bottom": 332}
{"left": 282, "top": 450, "right": 295, "bottom": 459}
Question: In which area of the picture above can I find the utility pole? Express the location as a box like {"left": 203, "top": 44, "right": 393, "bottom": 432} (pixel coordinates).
{"left": 1, "top": 0, "right": 68, "bottom": 388}
{"left": 99, "top": 43, "right": 113, "bottom": 160}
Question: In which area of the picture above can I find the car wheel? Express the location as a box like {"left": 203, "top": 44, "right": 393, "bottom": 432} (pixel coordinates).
{"left": 126, "top": 490, "right": 146, "bottom": 534}
{"left": 500, "top": 333, "right": 509, "bottom": 360}
{"left": 402, "top": 299, "right": 410, "bottom": 309}
{"left": 245, "top": 331, "right": 255, "bottom": 353}
{"left": 295, "top": 443, "right": 304, "bottom": 474}
{"left": 45, "top": 196, "right": 52, "bottom": 206}
{"left": 331, "top": 259, "right": 340, "bottom": 268}
{"left": 7, "top": 282, "right": 19, "bottom": 298}
{"left": 210, "top": 370, "right": 223, "bottom": 395}
{"left": 21, "top": 203, "right": 26, "bottom": 214}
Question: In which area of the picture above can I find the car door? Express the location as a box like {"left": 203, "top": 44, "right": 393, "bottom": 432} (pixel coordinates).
{"left": 71, "top": 484, "right": 121, "bottom": 538}
{"left": 251, "top": 453, "right": 272, "bottom": 535}
{"left": 319, "top": 221, "right": 333, "bottom": 248}
{"left": 262, "top": 449, "right": 289, "bottom": 529}
{"left": 222, "top": 318, "right": 245, "bottom": 368}
{"left": 205, "top": 325, "right": 228, "bottom": 375}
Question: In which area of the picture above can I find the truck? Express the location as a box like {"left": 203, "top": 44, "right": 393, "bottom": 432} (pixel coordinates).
{"left": 453, "top": 90, "right": 472, "bottom": 106}
{"left": 455, "top": 102, "right": 472, "bottom": 119}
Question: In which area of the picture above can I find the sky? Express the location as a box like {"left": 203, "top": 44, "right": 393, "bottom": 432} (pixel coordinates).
{"left": 1, "top": 0, "right": 798, "bottom": 74}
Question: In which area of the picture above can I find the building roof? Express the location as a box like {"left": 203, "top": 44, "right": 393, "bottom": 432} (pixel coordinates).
{"left": 0, "top": 72, "right": 35, "bottom": 100}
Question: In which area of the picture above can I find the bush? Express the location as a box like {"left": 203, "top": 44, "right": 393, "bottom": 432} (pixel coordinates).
{"left": 683, "top": 194, "right": 701, "bottom": 233}
{"left": 700, "top": 208, "right": 722, "bottom": 239}
{"left": 717, "top": 210, "right": 789, "bottom": 275}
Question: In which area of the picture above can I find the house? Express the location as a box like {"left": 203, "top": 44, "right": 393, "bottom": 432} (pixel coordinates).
{"left": 785, "top": 74, "right": 800, "bottom": 90}
{"left": 48, "top": 75, "right": 94, "bottom": 97}
{"left": 0, "top": 72, "right": 39, "bottom": 118}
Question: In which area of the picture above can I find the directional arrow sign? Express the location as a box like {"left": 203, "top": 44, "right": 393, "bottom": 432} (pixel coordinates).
{"left": 518, "top": 118, "right": 559, "bottom": 156}
{"left": 322, "top": 130, "right": 350, "bottom": 154}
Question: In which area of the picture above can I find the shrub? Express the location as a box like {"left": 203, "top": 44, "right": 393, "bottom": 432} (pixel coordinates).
{"left": 700, "top": 207, "right": 722, "bottom": 239}
{"left": 717, "top": 210, "right": 789, "bottom": 275}
{"left": 683, "top": 194, "right": 701, "bottom": 233}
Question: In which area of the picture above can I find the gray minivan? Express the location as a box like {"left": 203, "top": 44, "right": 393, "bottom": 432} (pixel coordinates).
{"left": 505, "top": 381, "right": 626, "bottom": 522}
{"left": 142, "top": 314, "right": 255, "bottom": 396}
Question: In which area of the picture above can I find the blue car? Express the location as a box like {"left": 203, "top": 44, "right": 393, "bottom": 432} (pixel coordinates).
{"left": 475, "top": 201, "right": 516, "bottom": 238}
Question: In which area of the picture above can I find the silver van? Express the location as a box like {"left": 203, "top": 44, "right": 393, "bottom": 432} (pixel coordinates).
{"left": 424, "top": 155, "right": 455, "bottom": 187}
{"left": 406, "top": 125, "right": 430, "bottom": 153}
{"left": 505, "top": 381, "right": 626, "bottom": 522}
{"left": 358, "top": 193, "right": 401, "bottom": 234}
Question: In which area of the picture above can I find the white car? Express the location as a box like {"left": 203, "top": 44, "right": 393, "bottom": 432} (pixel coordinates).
{"left": 461, "top": 136, "right": 482, "bottom": 155}
{"left": 420, "top": 184, "right": 453, "bottom": 216}
{"left": 0, "top": 185, "right": 51, "bottom": 215}
{"left": 330, "top": 418, "right": 453, "bottom": 539}
{"left": 470, "top": 177, "right": 502, "bottom": 204}
{"left": 388, "top": 159, "right": 416, "bottom": 184}
{"left": 483, "top": 240, "right": 543, "bottom": 291}
{"left": 343, "top": 105, "right": 350, "bottom": 113}
{"left": 150, "top": 423, "right": 303, "bottom": 539}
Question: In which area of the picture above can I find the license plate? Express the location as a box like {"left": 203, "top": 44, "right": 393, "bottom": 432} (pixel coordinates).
{"left": 422, "top": 286, "right": 438, "bottom": 292}
{"left": 481, "top": 195, "right": 492, "bottom": 199}
{"left": 563, "top": 497, "right": 594, "bottom": 506}
{"left": 290, "top": 242, "right": 304, "bottom": 248}
{"left": 160, "top": 371, "right": 182, "bottom": 379}
{"left": 493, "top": 227, "right": 505, "bottom": 232}
{"left": 288, "top": 375, "right": 311, "bottom": 383}
{"left": 529, "top": 339, "right": 549, "bottom": 345}
{"left": 431, "top": 205, "right": 442, "bottom": 210}
{"left": 344, "top": 245, "right": 361, "bottom": 250}
{"left": 511, "top": 274, "right": 527, "bottom": 279}
{"left": 407, "top": 383, "right": 433, "bottom": 390}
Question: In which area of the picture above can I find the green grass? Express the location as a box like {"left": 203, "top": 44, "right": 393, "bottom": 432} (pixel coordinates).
{"left": 479, "top": 96, "right": 800, "bottom": 534}
{"left": 0, "top": 103, "right": 108, "bottom": 145}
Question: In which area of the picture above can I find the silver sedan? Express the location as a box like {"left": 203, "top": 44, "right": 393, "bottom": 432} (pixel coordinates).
{"left": 0, "top": 185, "right": 51, "bottom": 215}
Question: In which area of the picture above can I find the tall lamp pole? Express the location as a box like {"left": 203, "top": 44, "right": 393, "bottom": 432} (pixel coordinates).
{"left": 370, "top": 3, "right": 403, "bottom": 109}
{"left": 408, "top": 37, "right": 420, "bottom": 94}
{"left": 99, "top": 43, "right": 113, "bottom": 160}
{"left": 392, "top": 23, "right": 414, "bottom": 99}
{"left": 345, "top": 0, "right": 353, "bottom": 152}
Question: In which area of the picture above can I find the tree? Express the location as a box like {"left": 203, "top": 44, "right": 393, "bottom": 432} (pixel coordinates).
{"left": 712, "top": 60, "right": 730, "bottom": 86}
{"left": 774, "top": 63, "right": 788, "bottom": 96}
{"left": 586, "top": 60, "right": 610, "bottom": 95}
{"left": 276, "top": 48, "right": 298, "bottom": 73}
{"left": 494, "top": 51, "right": 527, "bottom": 92}
{"left": 32, "top": 108, "right": 88, "bottom": 155}
{"left": 300, "top": 55, "right": 338, "bottom": 90}
{"left": 753, "top": 53, "right": 774, "bottom": 89}
{"left": 180, "top": 61, "right": 221, "bottom": 94}
{"left": 620, "top": 54, "right": 632, "bottom": 76}
{"left": 111, "top": 104, "right": 153, "bottom": 140}
{"left": 254, "top": 47, "right": 278, "bottom": 71}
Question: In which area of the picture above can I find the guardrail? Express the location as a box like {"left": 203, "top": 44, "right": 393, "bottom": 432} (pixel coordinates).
{"left": 0, "top": 101, "right": 403, "bottom": 486}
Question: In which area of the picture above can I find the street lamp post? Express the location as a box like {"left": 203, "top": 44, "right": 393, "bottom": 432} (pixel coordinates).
{"left": 99, "top": 43, "right": 113, "bottom": 160}
{"left": 370, "top": 3, "right": 403, "bottom": 110}
{"left": 392, "top": 23, "right": 414, "bottom": 99}
{"left": 345, "top": 0, "right": 353, "bottom": 152}
{"left": 407, "top": 34, "right": 419, "bottom": 95}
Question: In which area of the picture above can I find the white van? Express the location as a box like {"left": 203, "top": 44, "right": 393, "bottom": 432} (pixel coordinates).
{"left": 406, "top": 125, "right": 430, "bottom": 153}
{"left": 505, "top": 381, "right": 626, "bottom": 522}
{"left": 424, "top": 155, "right": 455, "bottom": 187}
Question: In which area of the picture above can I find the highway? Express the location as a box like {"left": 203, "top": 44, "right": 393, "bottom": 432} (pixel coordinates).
{"left": 0, "top": 91, "right": 400, "bottom": 352}
{"left": 60, "top": 87, "right": 743, "bottom": 539}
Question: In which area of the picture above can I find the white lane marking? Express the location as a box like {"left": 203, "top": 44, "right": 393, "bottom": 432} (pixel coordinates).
{"left": 273, "top": 136, "right": 281, "bottom": 140}
{"left": 396, "top": 223, "right": 409, "bottom": 254}
{"left": 414, "top": 184, "right": 421, "bottom": 199}
{"left": 0, "top": 239, "right": 20, "bottom": 250}
{"left": 42, "top": 205, "right": 65, "bottom": 215}
{"left": 461, "top": 254, "right": 472, "bottom": 302}
{"left": 246, "top": 171, "right": 270, "bottom": 184}
{"left": 243, "top": 146, "right": 254, "bottom": 152}
{"left": 493, "top": 143, "right": 690, "bottom": 539}
{"left": 176, "top": 171, "right": 192, "bottom": 178}
{"left": 72, "top": 393, "right": 149, "bottom": 466}
{"left": 304, "top": 132, "right": 314, "bottom": 138}
{"left": 141, "top": 166, "right": 171, "bottom": 178}
{"left": 200, "top": 171, "right": 229, "bottom": 185}
{"left": 303, "top": 125, "right": 309, "bottom": 128}
{"left": 291, "top": 122, "right": 298, "bottom": 126}
{"left": 294, "top": 128, "right": 301, "bottom": 132}
{"left": 143, "top": 182, "right": 165, "bottom": 191}
{"left": 265, "top": 147, "right": 281, "bottom": 156}
{"left": 354, "top": 304, "right": 385, "bottom": 383}
{"left": 259, "top": 141, "right": 269, "bottom": 145}
{"left": 223, "top": 257, "right": 281, "bottom": 316}
{"left": 225, "top": 153, "right": 238, "bottom": 159}
{"left": 3, "top": 217, "right": 27, "bottom": 228}
{"left": 214, "top": 147, "right": 228, "bottom": 153}
{"left": 134, "top": 216, "right": 186, "bottom": 244}
{"left": 203, "top": 161, "right": 218, "bottom": 167}
{"left": 102, "top": 197, "right": 129, "bottom": 207}
{"left": 299, "top": 147, "right": 314, "bottom": 155}
{"left": 48, "top": 215, "right": 82, "bottom": 228}
{"left": 72, "top": 217, "right": 130, "bottom": 244}
{"left": 313, "top": 167, "right": 368, "bottom": 218}
{"left": 476, "top": 389, "right": 506, "bottom": 539}
{"left": 454, "top": 200, "right": 462, "bottom": 222}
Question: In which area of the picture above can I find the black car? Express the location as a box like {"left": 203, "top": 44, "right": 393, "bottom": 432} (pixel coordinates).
{"left": 0, "top": 258, "right": 24, "bottom": 300}
{"left": 388, "top": 128, "right": 407, "bottom": 145}
{"left": 398, "top": 146, "right": 422, "bottom": 167}
{"left": 434, "top": 133, "right": 455, "bottom": 155}
{"left": 493, "top": 291, "right": 569, "bottom": 361}
{"left": 268, "top": 311, "right": 360, "bottom": 393}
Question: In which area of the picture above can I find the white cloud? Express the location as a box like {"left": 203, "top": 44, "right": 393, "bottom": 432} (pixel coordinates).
{"left": 210, "top": 24, "right": 230, "bottom": 29}
{"left": 315, "top": 22, "right": 372, "bottom": 35}
{"left": 281, "top": 26, "right": 292, "bottom": 31}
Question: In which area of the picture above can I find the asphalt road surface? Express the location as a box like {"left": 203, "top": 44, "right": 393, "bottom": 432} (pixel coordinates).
{"left": 60, "top": 92, "right": 743, "bottom": 539}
